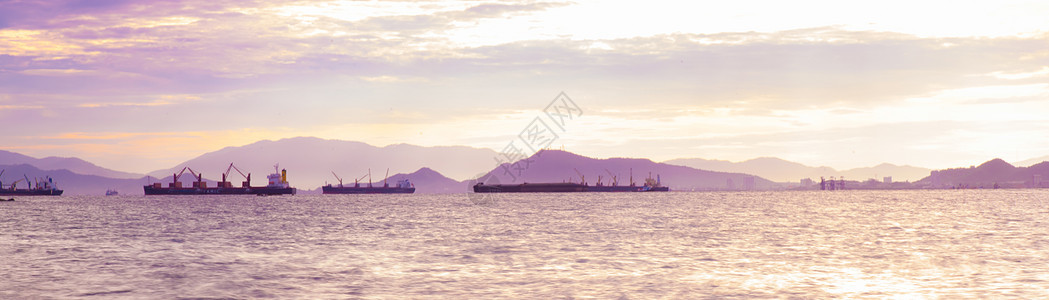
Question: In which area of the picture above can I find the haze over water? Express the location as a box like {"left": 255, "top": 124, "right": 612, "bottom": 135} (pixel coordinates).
{"left": 2, "top": 190, "right": 1048, "bottom": 298}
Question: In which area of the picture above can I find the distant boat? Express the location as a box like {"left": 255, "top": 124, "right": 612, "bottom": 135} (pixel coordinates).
{"left": 105, "top": 189, "right": 119, "bottom": 196}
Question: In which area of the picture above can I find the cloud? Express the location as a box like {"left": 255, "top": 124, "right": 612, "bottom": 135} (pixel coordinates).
{"left": 2, "top": 0, "right": 1048, "bottom": 172}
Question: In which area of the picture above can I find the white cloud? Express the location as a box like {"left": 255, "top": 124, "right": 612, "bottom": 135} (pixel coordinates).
{"left": 990, "top": 67, "right": 1049, "bottom": 80}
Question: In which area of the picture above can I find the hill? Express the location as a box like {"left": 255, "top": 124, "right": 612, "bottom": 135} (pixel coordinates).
{"left": 0, "top": 150, "right": 142, "bottom": 179}
{"left": 664, "top": 157, "right": 930, "bottom": 182}
{"left": 475, "top": 150, "right": 778, "bottom": 191}
{"left": 918, "top": 158, "right": 1049, "bottom": 188}
{"left": 1014, "top": 155, "right": 1049, "bottom": 167}
{"left": 382, "top": 167, "right": 463, "bottom": 194}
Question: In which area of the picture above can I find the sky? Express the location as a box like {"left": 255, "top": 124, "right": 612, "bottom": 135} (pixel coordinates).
{"left": 1, "top": 0, "right": 1048, "bottom": 174}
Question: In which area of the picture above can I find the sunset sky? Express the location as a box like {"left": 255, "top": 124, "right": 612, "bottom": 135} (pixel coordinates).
{"left": 2, "top": 0, "right": 1048, "bottom": 174}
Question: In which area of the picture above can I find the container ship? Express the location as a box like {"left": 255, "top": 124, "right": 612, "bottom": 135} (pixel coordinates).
{"left": 473, "top": 169, "right": 669, "bottom": 193}
{"left": 0, "top": 171, "right": 63, "bottom": 196}
{"left": 144, "top": 163, "right": 296, "bottom": 195}
{"left": 323, "top": 169, "right": 415, "bottom": 194}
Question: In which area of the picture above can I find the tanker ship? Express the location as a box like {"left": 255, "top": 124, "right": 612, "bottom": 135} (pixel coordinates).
{"left": 322, "top": 169, "right": 415, "bottom": 194}
{"left": 144, "top": 163, "right": 296, "bottom": 195}
{"left": 0, "top": 171, "right": 63, "bottom": 196}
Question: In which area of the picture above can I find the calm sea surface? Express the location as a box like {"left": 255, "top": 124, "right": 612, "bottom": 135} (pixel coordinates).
{"left": 2, "top": 190, "right": 1048, "bottom": 298}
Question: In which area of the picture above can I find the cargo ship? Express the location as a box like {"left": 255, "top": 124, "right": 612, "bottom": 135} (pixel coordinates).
{"left": 473, "top": 170, "right": 668, "bottom": 193}
{"left": 143, "top": 163, "right": 296, "bottom": 195}
{"left": 0, "top": 171, "right": 63, "bottom": 196}
{"left": 473, "top": 182, "right": 586, "bottom": 193}
{"left": 323, "top": 169, "right": 415, "bottom": 194}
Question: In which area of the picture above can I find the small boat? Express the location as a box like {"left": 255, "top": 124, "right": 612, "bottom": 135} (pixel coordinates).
{"left": 105, "top": 189, "right": 119, "bottom": 196}
{"left": 1, "top": 198, "right": 13, "bottom": 202}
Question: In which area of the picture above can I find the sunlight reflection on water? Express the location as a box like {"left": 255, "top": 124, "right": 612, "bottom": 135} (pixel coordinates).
{"left": 1, "top": 190, "right": 1047, "bottom": 298}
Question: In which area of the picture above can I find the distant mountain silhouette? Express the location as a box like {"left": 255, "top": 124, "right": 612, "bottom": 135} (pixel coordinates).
{"left": 0, "top": 163, "right": 147, "bottom": 195}
{"left": 146, "top": 137, "right": 498, "bottom": 190}
{"left": 1013, "top": 155, "right": 1049, "bottom": 167}
{"left": 838, "top": 163, "right": 931, "bottom": 183}
{"left": 918, "top": 158, "right": 1049, "bottom": 188}
{"left": 383, "top": 167, "right": 461, "bottom": 194}
{"left": 664, "top": 157, "right": 930, "bottom": 182}
{"left": 664, "top": 157, "right": 834, "bottom": 182}
{"left": 475, "top": 150, "right": 777, "bottom": 191}
{"left": 0, "top": 150, "right": 142, "bottom": 179}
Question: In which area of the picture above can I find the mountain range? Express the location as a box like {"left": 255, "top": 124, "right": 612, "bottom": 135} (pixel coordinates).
{"left": 145, "top": 137, "right": 498, "bottom": 190}
{"left": 4, "top": 136, "right": 1049, "bottom": 194}
{"left": 663, "top": 157, "right": 932, "bottom": 182}
{"left": 0, "top": 150, "right": 142, "bottom": 179}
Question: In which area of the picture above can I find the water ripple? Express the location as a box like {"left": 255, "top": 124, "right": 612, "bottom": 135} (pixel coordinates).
{"left": 0, "top": 191, "right": 1047, "bottom": 298}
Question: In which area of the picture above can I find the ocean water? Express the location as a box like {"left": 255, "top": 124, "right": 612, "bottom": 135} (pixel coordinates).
{"left": 2, "top": 190, "right": 1048, "bottom": 298}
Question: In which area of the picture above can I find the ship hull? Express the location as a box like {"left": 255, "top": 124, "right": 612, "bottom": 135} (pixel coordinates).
{"left": 585, "top": 185, "right": 644, "bottom": 192}
{"left": 473, "top": 182, "right": 587, "bottom": 193}
{"left": 473, "top": 183, "right": 668, "bottom": 193}
{"left": 322, "top": 186, "right": 415, "bottom": 194}
{"left": 143, "top": 186, "right": 295, "bottom": 195}
{"left": 0, "top": 189, "right": 63, "bottom": 196}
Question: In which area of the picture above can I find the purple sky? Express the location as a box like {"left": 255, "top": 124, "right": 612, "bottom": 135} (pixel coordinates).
{"left": 2, "top": 0, "right": 1048, "bottom": 173}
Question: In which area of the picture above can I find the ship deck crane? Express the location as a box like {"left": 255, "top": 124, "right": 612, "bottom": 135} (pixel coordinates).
{"left": 172, "top": 167, "right": 201, "bottom": 187}
{"left": 186, "top": 167, "right": 204, "bottom": 187}
{"left": 223, "top": 163, "right": 250, "bottom": 187}
{"left": 384, "top": 168, "right": 390, "bottom": 187}
{"left": 10, "top": 178, "right": 25, "bottom": 190}
{"left": 630, "top": 168, "right": 635, "bottom": 186}
{"left": 355, "top": 173, "right": 368, "bottom": 188}
{"left": 573, "top": 168, "right": 586, "bottom": 185}
{"left": 605, "top": 169, "right": 619, "bottom": 186}
{"left": 331, "top": 171, "right": 344, "bottom": 188}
